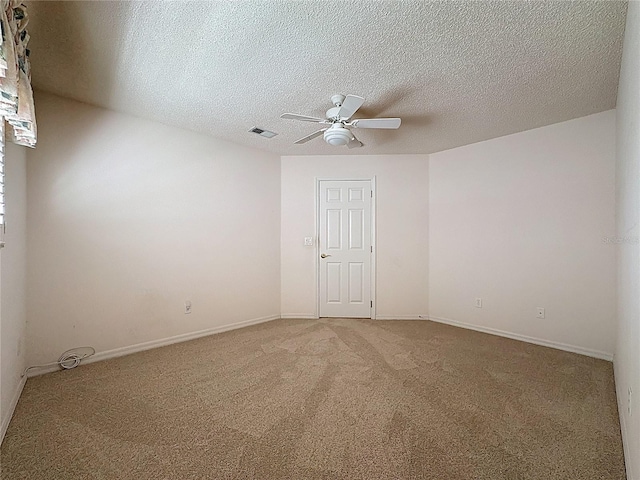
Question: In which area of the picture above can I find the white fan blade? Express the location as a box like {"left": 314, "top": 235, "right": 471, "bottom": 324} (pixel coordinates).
{"left": 294, "top": 128, "right": 327, "bottom": 144}
{"left": 281, "top": 113, "right": 326, "bottom": 123}
{"left": 351, "top": 118, "right": 401, "bottom": 129}
{"left": 347, "top": 134, "right": 363, "bottom": 149}
{"left": 337, "top": 95, "right": 365, "bottom": 119}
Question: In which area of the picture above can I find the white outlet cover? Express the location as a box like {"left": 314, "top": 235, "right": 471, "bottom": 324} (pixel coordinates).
{"left": 536, "top": 307, "right": 545, "bottom": 319}
{"left": 304, "top": 237, "right": 314, "bottom": 246}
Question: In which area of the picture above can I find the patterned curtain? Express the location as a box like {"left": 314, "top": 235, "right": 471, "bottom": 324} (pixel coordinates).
{"left": 0, "top": 0, "right": 35, "bottom": 230}
{"left": 0, "top": 0, "right": 35, "bottom": 147}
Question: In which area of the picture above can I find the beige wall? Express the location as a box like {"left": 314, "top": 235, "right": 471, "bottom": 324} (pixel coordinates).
{"left": 614, "top": 2, "right": 640, "bottom": 478}
{"left": 17, "top": 89, "right": 627, "bottom": 463}
{"left": 25, "top": 97, "right": 620, "bottom": 361}
{"left": 1, "top": 142, "right": 28, "bottom": 443}
{"left": 429, "top": 111, "right": 617, "bottom": 358}
{"left": 281, "top": 116, "right": 617, "bottom": 361}
{"left": 26, "top": 92, "right": 281, "bottom": 366}
{"left": 280, "top": 155, "right": 430, "bottom": 319}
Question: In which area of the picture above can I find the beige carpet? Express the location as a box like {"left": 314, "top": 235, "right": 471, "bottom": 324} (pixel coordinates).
{"left": 0, "top": 319, "right": 626, "bottom": 479}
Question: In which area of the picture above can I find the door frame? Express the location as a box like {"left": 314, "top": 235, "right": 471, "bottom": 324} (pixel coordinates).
{"left": 315, "top": 177, "right": 377, "bottom": 319}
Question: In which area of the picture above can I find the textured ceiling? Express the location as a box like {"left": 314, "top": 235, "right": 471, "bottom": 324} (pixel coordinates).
{"left": 27, "top": 1, "right": 627, "bottom": 155}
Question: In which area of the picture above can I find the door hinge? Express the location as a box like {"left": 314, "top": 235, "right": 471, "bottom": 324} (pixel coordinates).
{"left": 370, "top": 301, "right": 373, "bottom": 308}
{"left": 370, "top": 246, "right": 373, "bottom": 253}
{"left": 370, "top": 190, "right": 373, "bottom": 198}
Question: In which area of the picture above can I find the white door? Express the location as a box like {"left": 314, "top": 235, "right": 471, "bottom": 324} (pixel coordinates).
{"left": 319, "top": 180, "right": 372, "bottom": 318}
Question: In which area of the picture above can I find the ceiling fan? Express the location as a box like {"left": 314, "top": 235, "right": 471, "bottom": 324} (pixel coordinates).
{"left": 281, "top": 94, "right": 401, "bottom": 148}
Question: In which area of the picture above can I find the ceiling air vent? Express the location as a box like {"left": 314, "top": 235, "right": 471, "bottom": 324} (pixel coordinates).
{"left": 249, "top": 126, "right": 277, "bottom": 138}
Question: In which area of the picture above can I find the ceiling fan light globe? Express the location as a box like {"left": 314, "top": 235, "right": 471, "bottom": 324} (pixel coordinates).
{"left": 323, "top": 126, "right": 352, "bottom": 146}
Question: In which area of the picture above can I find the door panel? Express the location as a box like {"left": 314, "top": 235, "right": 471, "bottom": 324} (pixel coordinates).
{"left": 319, "top": 180, "right": 372, "bottom": 318}
{"left": 349, "top": 209, "right": 364, "bottom": 249}
{"left": 327, "top": 209, "right": 342, "bottom": 249}
{"left": 348, "top": 263, "right": 364, "bottom": 303}
{"left": 327, "top": 262, "right": 342, "bottom": 303}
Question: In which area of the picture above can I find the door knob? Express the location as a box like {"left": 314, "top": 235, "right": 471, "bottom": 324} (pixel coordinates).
{"left": 320, "top": 253, "right": 331, "bottom": 258}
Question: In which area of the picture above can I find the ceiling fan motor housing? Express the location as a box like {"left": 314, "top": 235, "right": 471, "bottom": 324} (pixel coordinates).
{"left": 324, "top": 124, "right": 352, "bottom": 146}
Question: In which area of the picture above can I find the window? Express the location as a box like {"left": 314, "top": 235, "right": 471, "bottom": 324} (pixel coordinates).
{"left": 0, "top": 122, "right": 5, "bottom": 246}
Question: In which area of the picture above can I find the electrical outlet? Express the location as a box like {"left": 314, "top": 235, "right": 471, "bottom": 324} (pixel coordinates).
{"left": 475, "top": 298, "right": 482, "bottom": 308}
{"left": 304, "top": 237, "right": 314, "bottom": 246}
{"left": 536, "top": 307, "right": 545, "bottom": 319}
{"left": 185, "top": 300, "right": 192, "bottom": 314}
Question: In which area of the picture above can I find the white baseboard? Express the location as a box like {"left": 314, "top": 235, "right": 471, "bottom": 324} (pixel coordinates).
{"left": 281, "top": 315, "right": 429, "bottom": 320}
{"left": 0, "top": 374, "right": 27, "bottom": 446}
{"left": 620, "top": 419, "right": 634, "bottom": 480}
{"left": 26, "top": 314, "right": 281, "bottom": 378}
{"left": 282, "top": 315, "right": 432, "bottom": 320}
{"left": 428, "top": 315, "right": 613, "bottom": 361}
{"left": 614, "top": 361, "right": 635, "bottom": 480}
